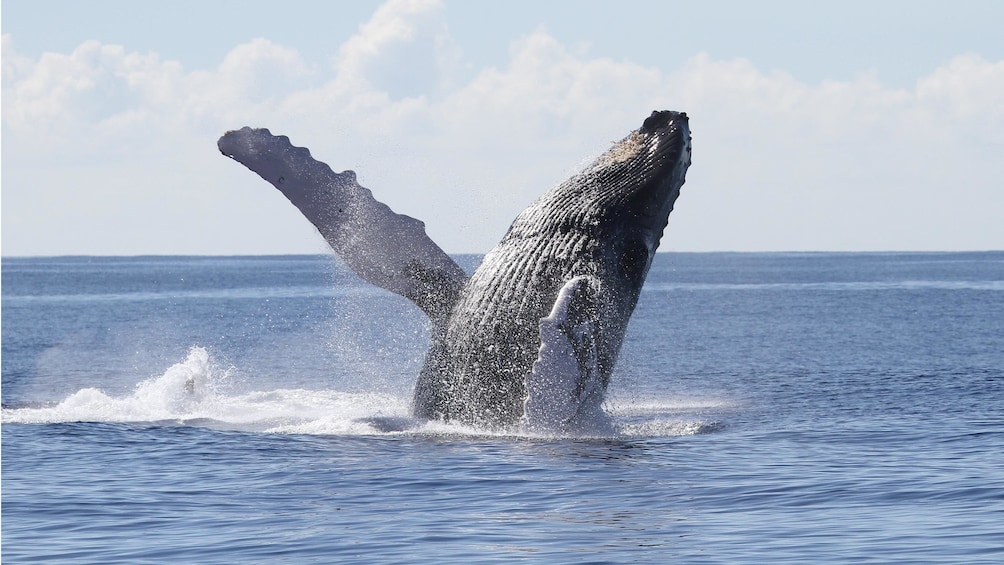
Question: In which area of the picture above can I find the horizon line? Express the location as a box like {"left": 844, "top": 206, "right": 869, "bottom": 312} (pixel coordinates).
{"left": 4, "top": 249, "right": 1003, "bottom": 260}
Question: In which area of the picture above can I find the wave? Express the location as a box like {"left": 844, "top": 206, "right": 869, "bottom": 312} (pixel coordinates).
{"left": 2, "top": 347, "right": 725, "bottom": 439}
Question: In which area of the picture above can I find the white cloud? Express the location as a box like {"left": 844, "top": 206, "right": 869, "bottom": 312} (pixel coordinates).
{"left": 333, "top": 0, "right": 458, "bottom": 99}
{"left": 918, "top": 54, "right": 1004, "bottom": 114}
{"left": 219, "top": 38, "right": 309, "bottom": 89}
{"left": 3, "top": 2, "right": 1003, "bottom": 256}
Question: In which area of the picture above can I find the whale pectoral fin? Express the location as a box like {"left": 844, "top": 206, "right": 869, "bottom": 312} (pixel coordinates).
{"left": 218, "top": 127, "right": 468, "bottom": 323}
{"left": 521, "top": 276, "right": 609, "bottom": 433}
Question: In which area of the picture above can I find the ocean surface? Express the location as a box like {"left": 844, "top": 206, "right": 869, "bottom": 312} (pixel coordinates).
{"left": 3, "top": 252, "right": 1003, "bottom": 563}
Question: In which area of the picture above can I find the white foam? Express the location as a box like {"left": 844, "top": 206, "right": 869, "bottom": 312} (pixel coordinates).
{"left": 2, "top": 347, "right": 730, "bottom": 439}
{"left": 4, "top": 347, "right": 224, "bottom": 425}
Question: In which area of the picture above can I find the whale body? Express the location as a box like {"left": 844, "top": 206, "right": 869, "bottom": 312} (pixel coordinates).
{"left": 219, "top": 110, "right": 692, "bottom": 431}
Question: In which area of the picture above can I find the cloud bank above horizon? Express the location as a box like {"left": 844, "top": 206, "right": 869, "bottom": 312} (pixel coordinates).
{"left": 3, "top": 0, "right": 1003, "bottom": 255}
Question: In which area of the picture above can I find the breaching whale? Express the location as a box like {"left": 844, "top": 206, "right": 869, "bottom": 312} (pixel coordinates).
{"left": 218, "top": 110, "right": 692, "bottom": 431}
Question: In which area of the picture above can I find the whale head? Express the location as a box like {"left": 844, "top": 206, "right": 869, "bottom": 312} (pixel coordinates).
{"left": 535, "top": 110, "right": 692, "bottom": 296}
{"left": 596, "top": 110, "right": 691, "bottom": 271}
{"left": 621, "top": 110, "right": 693, "bottom": 233}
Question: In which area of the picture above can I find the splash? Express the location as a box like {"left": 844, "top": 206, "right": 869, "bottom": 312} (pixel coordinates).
{"left": 2, "top": 347, "right": 412, "bottom": 434}
{"left": 4, "top": 347, "right": 224, "bottom": 424}
{"left": 3, "top": 347, "right": 726, "bottom": 438}
{"left": 608, "top": 398, "right": 730, "bottom": 437}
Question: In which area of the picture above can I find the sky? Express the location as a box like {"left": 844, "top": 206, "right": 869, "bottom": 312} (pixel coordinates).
{"left": 2, "top": 0, "right": 1002, "bottom": 256}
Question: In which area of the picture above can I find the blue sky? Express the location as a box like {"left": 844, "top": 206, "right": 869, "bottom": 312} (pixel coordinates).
{"left": 3, "top": 0, "right": 1002, "bottom": 255}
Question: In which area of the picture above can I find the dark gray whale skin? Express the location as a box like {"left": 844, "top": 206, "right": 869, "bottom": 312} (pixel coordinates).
{"left": 414, "top": 111, "right": 692, "bottom": 426}
{"left": 219, "top": 110, "right": 691, "bottom": 429}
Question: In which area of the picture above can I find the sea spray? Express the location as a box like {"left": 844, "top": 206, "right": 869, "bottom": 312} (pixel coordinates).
{"left": 2, "top": 347, "right": 227, "bottom": 424}
{"left": 3, "top": 347, "right": 720, "bottom": 437}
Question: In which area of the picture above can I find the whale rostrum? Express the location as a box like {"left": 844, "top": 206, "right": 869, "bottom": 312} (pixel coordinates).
{"left": 219, "top": 110, "right": 692, "bottom": 431}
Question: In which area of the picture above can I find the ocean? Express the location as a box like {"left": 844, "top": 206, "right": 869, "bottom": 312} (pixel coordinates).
{"left": 3, "top": 252, "right": 1003, "bottom": 563}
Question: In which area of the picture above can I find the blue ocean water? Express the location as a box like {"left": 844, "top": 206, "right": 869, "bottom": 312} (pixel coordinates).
{"left": 3, "top": 252, "right": 1003, "bottom": 563}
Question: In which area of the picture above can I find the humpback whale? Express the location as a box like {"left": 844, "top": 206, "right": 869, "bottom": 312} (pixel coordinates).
{"left": 218, "top": 110, "right": 692, "bottom": 431}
